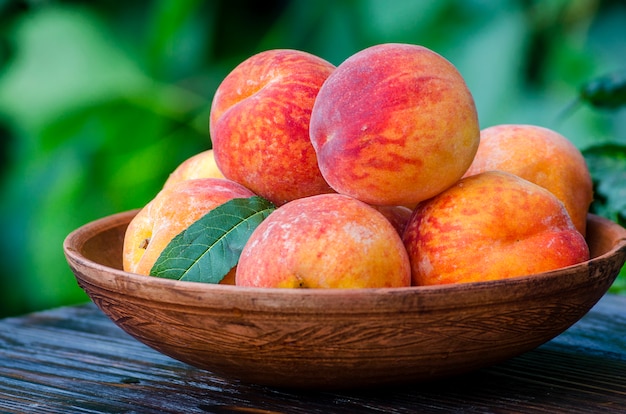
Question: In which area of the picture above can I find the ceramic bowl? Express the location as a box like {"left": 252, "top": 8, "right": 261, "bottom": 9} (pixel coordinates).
{"left": 64, "top": 210, "right": 626, "bottom": 389}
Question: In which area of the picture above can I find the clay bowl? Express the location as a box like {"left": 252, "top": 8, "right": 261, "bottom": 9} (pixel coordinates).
{"left": 64, "top": 210, "right": 626, "bottom": 389}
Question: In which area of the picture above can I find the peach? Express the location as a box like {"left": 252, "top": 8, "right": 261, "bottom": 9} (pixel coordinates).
{"left": 163, "top": 149, "right": 225, "bottom": 189}
{"left": 309, "top": 43, "right": 480, "bottom": 206}
{"left": 236, "top": 194, "right": 411, "bottom": 288}
{"left": 209, "top": 49, "right": 336, "bottom": 206}
{"left": 123, "top": 178, "right": 256, "bottom": 281}
{"left": 402, "top": 171, "right": 590, "bottom": 286}
{"left": 371, "top": 205, "right": 413, "bottom": 236}
{"left": 463, "top": 124, "right": 593, "bottom": 236}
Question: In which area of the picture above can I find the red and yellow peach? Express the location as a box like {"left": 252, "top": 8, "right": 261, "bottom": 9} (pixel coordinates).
{"left": 309, "top": 43, "right": 480, "bottom": 206}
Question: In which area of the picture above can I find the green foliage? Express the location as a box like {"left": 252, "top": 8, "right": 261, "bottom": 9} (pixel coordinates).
{"left": 151, "top": 196, "right": 275, "bottom": 283}
{"left": 580, "top": 70, "right": 626, "bottom": 110}
{"left": 584, "top": 144, "right": 626, "bottom": 226}
{"left": 583, "top": 143, "right": 626, "bottom": 293}
{"left": 0, "top": 0, "right": 625, "bottom": 316}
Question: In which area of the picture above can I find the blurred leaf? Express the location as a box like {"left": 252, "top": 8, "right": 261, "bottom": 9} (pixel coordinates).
{"left": 583, "top": 143, "right": 626, "bottom": 226}
{"left": 0, "top": 5, "right": 147, "bottom": 133}
{"left": 360, "top": 0, "right": 448, "bottom": 42}
{"left": 559, "top": 70, "right": 626, "bottom": 122}
{"left": 145, "top": 0, "right": 213, "bottom": 80}
{"left": 47, "top": 98, "right": 209, "bottom": 204}
{"left": 259, "top": 0, "right": 362, "bottom": 65}
{"left": 0, "top": 93, "right": 210, "bottom": 317}
{"left": 443, "top": 3, "right": 527, "bottom": 128}
{"left": 580, "top": 70, "right": 626, "bottom": 110}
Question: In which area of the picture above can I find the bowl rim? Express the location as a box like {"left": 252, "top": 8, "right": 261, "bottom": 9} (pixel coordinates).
{"left": 63, "top": 209, "right": 626, "bottom": 307}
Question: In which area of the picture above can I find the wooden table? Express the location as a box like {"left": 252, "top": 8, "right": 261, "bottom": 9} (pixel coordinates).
{"left": 1, "top": 294, "right": 624, "bottom": 414}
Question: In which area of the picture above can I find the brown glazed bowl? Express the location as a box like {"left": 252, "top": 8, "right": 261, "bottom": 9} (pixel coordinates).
{"left": 64, "top": 210, "right": 626, "bottom": 389}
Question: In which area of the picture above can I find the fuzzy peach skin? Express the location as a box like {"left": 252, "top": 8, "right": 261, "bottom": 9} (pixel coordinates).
{"left": 463, "top": 124, "right": 593, "bottom": 236}
{"left": 163, "top": 149, "right": 225, "bottom": 189}
{"left": 123, "top": 178, "right": 256, "bottom": 281}
{"left": 236, "top": 194, "right": 411, "bottom": 288}
{"left": 309, "top": 43, "right": 480, "bottom": 206}
{"left": 209, "top": 49, "right": 336, "bottom": 206}
{"left": 402, "top": 171, "right": 590, "bottom": 286}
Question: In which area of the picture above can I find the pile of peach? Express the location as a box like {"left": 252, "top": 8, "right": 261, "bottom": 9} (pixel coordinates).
{"left": 123, "top": 43, "right": 593, "bottom": 288}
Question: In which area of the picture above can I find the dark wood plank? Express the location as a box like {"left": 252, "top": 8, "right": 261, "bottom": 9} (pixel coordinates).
{"left": 0, "top": 295, "right": 624, "bottom": 413}
{"left": 547, "top": 293, "right": 626, "bottom": 359}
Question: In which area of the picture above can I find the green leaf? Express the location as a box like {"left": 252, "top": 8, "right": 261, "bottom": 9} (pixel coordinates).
{"left": 580, "top": 70, "right": 626, "bottom": 110}
{"left": 560, "top": 70, "right": 626, "bottom": 121}
{"left": 583, "top": 143, "right": 626, "bottom": 227}
{"left": 150, "top": 196, "right": 276, "bottom": 283}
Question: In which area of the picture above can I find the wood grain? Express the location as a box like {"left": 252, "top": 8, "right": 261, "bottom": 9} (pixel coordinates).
{"left": 0, "top": 295, "right": 624, "bottom": 413}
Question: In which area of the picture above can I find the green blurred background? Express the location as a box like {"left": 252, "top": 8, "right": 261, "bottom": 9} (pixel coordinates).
{"left": 1, "top": 0, "right": 625, "bottom": 318}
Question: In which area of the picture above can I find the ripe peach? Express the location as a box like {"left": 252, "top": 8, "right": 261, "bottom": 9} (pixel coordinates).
{"left": 163, "top": 149, "right": 225, "bottom": 189}
{"left": 402, "top": 171, "right": 590, "bottom": 286}
{"left": 463, "top": 124, "right": 593, "bottom": 236}
{"left": 123, "top": 178, "right": 256, "bottom": 281}
{"left": 236, "top": 194, "right": 411, "bottom": 288}
{"left": 309, "top": 43, "right": 480, "bottom": 206}
{"left": 209, "top": 49, "right": 336, "bottom": 206}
